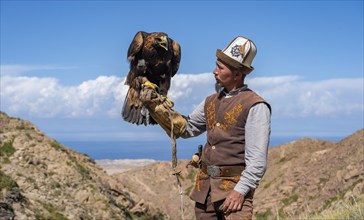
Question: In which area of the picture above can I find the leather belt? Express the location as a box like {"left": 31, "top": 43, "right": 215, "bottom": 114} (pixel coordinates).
{"left": 201, "top": 162, "right": 244, "bottom": 177}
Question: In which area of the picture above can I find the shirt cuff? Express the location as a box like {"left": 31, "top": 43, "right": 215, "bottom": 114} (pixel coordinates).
{"left": 233, "top": 179, "right": 251, "bottom": 196}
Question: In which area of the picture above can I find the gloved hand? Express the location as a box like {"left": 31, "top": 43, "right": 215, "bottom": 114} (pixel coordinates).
{"left": 139, "top": 84, "right": 158, "bottom": 105}
{"left": 140, "top": 80, "right": 174, "bottom": 108}
{"left": 139, "top": 79, "right": 187, "bottom": 138}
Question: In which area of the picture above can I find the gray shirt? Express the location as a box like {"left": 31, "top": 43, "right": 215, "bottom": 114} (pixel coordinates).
{"left": 180, "top": 85, "right": 271, "bottom": 196}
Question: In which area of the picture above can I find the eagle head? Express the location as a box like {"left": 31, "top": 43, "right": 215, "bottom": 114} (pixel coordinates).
{"left": 154, "top": 35, "right": 168, "bottom": 51}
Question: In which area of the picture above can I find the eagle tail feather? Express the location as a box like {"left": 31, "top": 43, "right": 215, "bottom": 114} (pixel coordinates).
{"left": 122, "top": 88, "right": 156, "bottom": 126}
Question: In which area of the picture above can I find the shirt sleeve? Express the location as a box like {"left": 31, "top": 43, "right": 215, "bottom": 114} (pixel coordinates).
{"left": 234, "top": 103, "right": 271, "bottom": 196}
{"left": 180, "top": 100, "right": 207, "bottom": 138}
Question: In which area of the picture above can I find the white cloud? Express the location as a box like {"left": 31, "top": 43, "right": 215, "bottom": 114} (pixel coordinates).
{"left": 0, "top": 64, "right": 76, "bottom": 76}
{"left": 169, "top": 73, "right": 216, "bottom": 114}
{"left": 1, "top": 73, "right": 363, "bottom": 119}
{"left": 169, "top": 72, "right": 214, "bottom": 99}
{"left": 247, "top": 76, "right": 363, "bottom": 117}
{"left": 1, "top": 75, "right": 125, "bottom": 118}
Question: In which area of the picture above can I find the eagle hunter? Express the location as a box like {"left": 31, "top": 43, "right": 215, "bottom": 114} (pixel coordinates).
{"left": 122, "top": 31, "right": 181, "bottom": 125}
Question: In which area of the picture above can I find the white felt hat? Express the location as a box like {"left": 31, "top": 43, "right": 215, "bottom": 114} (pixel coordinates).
{"left": 216, "top": 36, "right": 257, "bottom": 74}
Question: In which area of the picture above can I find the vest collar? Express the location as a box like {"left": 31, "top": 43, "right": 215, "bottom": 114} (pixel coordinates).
{"left": 221, "top": 85, "right": 248, "bottom": 98}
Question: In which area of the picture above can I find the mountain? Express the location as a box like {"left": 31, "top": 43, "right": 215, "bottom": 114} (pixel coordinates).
{"left": 0, "top": 112, "right": 163, "bottom": 219}
{"left": 1, "top": 111, "right": 362, "bottom": 219}
{"left": 112, "top": 129, "right": 364, "bottom": 219}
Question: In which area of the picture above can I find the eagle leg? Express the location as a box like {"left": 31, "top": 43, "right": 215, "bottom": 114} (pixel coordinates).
{"left": 130, "top": 76, "right": 146, "bottom": 90}
{"left": 137, "top": 59, "right": 147, "bottom": 75}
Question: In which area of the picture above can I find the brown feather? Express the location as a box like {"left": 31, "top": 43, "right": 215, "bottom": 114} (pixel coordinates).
{"left": 172, "top": 40, "right": 181, "bottom": 77}
{"left": 122, "top": 31, "right": 181, "bottom": 125}
{"left": 127, "top": 32, "right": 145, "bottom": 61}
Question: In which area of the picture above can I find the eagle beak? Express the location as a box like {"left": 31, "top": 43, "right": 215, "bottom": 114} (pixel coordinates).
{"left": 159, "top": 36, "right": 168, "bottom": 51}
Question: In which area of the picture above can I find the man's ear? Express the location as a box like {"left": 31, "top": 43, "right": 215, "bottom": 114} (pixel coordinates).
{"left": 234, "top": 70, "right": 246, "bottom": 81}
{"left": 233, "top": 70, "right": 241, "bottom": 80}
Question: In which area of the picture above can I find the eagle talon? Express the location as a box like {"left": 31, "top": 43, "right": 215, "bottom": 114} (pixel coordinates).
{"left": 162, "top": 96, "right": 174, "bottom": 108}
{"left": 142, "top": 81, "right": 158, "bottom": 90}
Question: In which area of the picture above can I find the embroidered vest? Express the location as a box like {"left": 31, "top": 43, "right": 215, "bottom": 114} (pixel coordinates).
{"left": 190, "top": 89, "right": 269, "bottom": 204}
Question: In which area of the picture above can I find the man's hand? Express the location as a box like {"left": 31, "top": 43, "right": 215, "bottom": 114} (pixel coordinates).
{"left": 139, "top": 82, "right": 158, "bottom": 105}
{"left": 219, "top": 190, "right": 245, "bottom": 215}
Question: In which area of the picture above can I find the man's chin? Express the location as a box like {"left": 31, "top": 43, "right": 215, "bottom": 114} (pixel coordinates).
{"left": 215, "top": 82, "right": 223, "bottom": 93}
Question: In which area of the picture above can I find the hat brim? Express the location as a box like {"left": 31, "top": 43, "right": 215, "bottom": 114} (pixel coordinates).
{"left": 216, "top": 49, "right": 254, "bottom": 74}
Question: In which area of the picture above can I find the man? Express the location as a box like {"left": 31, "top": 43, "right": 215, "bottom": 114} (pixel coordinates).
{"left": 139, "top": 36, "right": 271, "bottom": 220}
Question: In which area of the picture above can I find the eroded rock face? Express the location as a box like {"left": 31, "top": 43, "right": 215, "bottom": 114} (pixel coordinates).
{"left": 0, "top": 112, "right": 164, "bottom": 219}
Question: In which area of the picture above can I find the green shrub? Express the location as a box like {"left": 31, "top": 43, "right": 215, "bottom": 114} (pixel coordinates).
{"left": 39, "top": 201, "right": 70, "bottom": 220}
{"left": 74, "top": 161, "right": 91, "bottom": 180}
{"left": 0, "top": 139, "right": 16, "bottom": 164}
{"left": 66, "top": 153, "right": 92, "bottom": 180}
{"left": 2, "top": 157, "right": 11, "bottom": 164}
{"left": 83, "top": 154, "right": 96, "bottom": 164}
{"left": 263, "top": 176, "right": 279, "bottom": 190}
{"left": 282, "top": 194, "right": 299, "bottom": 206}
{"left": 0, "top": 139, "right": 16, "bottom": 157}
{"left": 278, "top": 155, "right": 298, "bottom": 164}
{"left": 256, "top": 208, "right": 272, "bottom": 220}
{"left": 0, "top": 170, "right": 18, "bottom": 190}
{"left": 49, "top": 140, "right": 63, "bottom": 151}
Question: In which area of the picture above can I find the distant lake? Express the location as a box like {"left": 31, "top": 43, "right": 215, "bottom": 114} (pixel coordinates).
{"left": 61, "top": 136, "right": 343, "bottom": 161}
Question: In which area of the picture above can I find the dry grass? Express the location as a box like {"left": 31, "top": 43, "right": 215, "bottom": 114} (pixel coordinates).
{"left": 279, "top": 197, "right": 364, "bottom": 220}
{"left": 309, "top": 200, "right": 364, "bottom": 220}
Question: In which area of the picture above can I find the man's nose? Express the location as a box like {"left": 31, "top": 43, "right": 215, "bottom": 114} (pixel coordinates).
{"left": 213, "top": 67, "right": 218, "bottom": 76}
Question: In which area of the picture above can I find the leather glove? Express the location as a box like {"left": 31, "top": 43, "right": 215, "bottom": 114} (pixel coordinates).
{"left": 139, "top": 80, "right": 187, "bottom": 138}
{"left": 139, "top": 86, "right": 158, "bottom": 105}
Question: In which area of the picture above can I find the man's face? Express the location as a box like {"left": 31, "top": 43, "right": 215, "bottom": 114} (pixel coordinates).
{"left": 213, "top": 59, "right": 237, "bottom": 92}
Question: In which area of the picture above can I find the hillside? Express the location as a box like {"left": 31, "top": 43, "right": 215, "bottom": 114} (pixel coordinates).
{"left": 1, "top": 111, "right": 363, "bottom": 220}
{"left": 254, "top": 129, "right": 364, "bottom": 219}
{"left": 113, "top": 161, "right": 196, "bottom": 220}
{"left": 113, "top": 129, "right": 364, "bottom": 219}
{"left": 0, "top": 112, "right": 163, "bottom": 219}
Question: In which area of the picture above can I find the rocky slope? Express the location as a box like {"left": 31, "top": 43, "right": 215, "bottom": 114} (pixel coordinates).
{"left": 113, "top": 161, "right": 196, "bottom": 220}
{"left": 1, "top": 111, "right": 362, "bottom": 220}
{"left": 113, "top": 129, "right": 364, "bottom": 219}
{"left": 254, "top": 129, "right": 364, "bottom": 219}
{"left": 0, "top": 112, "right": 163, "bottom": 220}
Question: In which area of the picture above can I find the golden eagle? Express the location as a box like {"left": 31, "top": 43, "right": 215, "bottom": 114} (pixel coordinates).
{"left": 122, "top": 31, "right": 181, "bottom": 125}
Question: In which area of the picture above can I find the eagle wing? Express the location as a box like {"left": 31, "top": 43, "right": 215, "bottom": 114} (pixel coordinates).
{"left": 127, "top": 31, "right": 147, "bottom": 62}
{"left": 171, "top": 40, "right": 181, "bottom": 77}
{"left": 125, "top": 31, "right": 149, "bottom": 87}
{"left": 157, "top": 36, "right": 181, "bottom": 95}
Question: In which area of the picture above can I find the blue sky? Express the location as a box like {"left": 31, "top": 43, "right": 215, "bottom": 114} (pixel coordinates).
{"left": 1, "top": 1, "right": 363, "bottom": 147}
